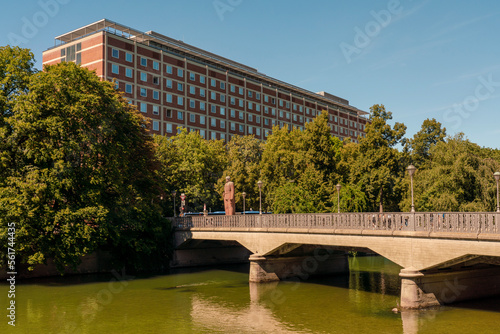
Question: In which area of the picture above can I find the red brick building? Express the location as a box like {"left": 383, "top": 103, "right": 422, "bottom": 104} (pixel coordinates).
{"left": 43, "top": 19, "right": 369, "bottom": 141}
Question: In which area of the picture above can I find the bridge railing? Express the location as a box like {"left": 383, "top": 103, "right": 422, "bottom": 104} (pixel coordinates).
{"left": 172, "top": 212, "right": 500, "bottom": 235}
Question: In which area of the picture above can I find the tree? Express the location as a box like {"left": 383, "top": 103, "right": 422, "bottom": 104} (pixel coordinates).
{"left": 347, "top": 104, "right": 406, "bottom": 212}
{"left": 0, "top": 62, "right": 167, "bottom": 272}
{"left": 154, "top": 129, "right": 227, "bottom": 213}
{"left": 216, "top": 135, "right": 263, "bottom": 212}
{"left": 408, "top": 118, "right": 446, "bottom": 167}
{"left": 401, "top": 134, "right": 500, "bottom": 212}
{"left": 0, "top": 46, "right": 37, "bottom": 182}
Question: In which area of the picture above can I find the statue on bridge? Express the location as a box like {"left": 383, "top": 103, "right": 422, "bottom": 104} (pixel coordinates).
{"left": 224, "top": 176, "right": 235, "bottom": 215}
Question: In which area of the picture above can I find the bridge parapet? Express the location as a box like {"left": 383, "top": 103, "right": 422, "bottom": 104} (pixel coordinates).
{"left": 173, "top": 212, "right": 500, "bottom": 237}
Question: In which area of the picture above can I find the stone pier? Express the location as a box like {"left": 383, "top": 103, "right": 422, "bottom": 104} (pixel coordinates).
{"left": 249, "top": 252, "right": 349, "bottom": 283}
{"left": 400, "top": 266, "right": 500, "bottom": 309}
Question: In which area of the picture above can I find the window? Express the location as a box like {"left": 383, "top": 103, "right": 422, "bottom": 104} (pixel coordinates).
{"left": 190, "top": 72, "right": 195, "bottom": 81}
{"left": 256, "top": 93, "right": 260, "bottom": 100}
{"left": 211, "top": 132, "right": 217, "bottom": 140}
{"left": 166, "top": 94, "right": 173, "bottom": 103}
{"left": 221, "top": 133, "right": 225, "bottom": 141}
{"left": 264, "top": 118, "right": 269, "bottom": 126}
{"left": 112, "top": 48, "right": 119, "bottom": 58}
{"left": 177, "top": 83, "right": 183, "bottom": 91}
{"left": 279, "top": 100, "right": 284, "bottom": 107}
{"left": 271, "top": 108, "right": 276, "bottom": 116}
{"left": 230, "top": 122, "right": 235, "bottom": 131}
{"left": 286, "top": 102, "right": 290, "bottom": 109}
{"left": 293, "top": 114, "right": 297, "bottom": 121}
{"left": 220, "top": 95, "right": 225, "bottom": 103}
{"left": 189, "top": 99, "right": 195, "bottom": 108}
{"left": 200, "top": 129, "right": 205, "bottom": 138}
{"left": 286, "top": 112, "right": 290, "bottom": 119}
{"left": 211, "top": 105, "right": 216, "bottom": 113}
{"left": 152, "top": 121, "right": 159, "bottom": 131}
{"left": 111, "top": 64, "right": 119, "bottom": 74}
{"left": 125, "top": 68, "right": 132, "bottom": 78}
{"left": 140, "top": 57, "right": 147, "bottom": 67}
{"left": 140, "top": 72, "right": 147, "bottom": 81}
{"left": 293, "top": 104, "right": 297, "bottom": 111}
{"left": 153, "top": 76, "right": 159, "bottom": 85}
{"left": 200, "top": 115, "right": 206, "bottom": 124}
{"left": 166, "top": 123, "right": 173, "bottom": 133}
{"left": 239, "top": 87, "right": 243, "bottom": 95}
{"left": 166, "top": 65, "right": 173, "bottom": 74}
{"left": 126, "top": 52, "right": 133, "bottom": 62}
{"left": 153, "top": 105, "right": 159, "bottom": 115}
{"left": 211, "top": 92, "right": 216, "bottom": 100}
{"left": 153, "top": 61, "right": 159, "bottom": 70}
{"left": 264, "top": 106, "right": 269, "bottom": 114}
{"left": 190, "top": 114, "right": 196, "bottom": 123}
{"left": 230, "top": 85, "right": 235, "bottom": 93}
{"left": 271, "top": 98, "right": 276, "bottom": 104}
{"left": 248, "top": 102, "right": 253, "bottom": 110}
{"left": 153, "top": 91, "right": 159, "bottom": 100}
{"left": 256, "top": 128, "right": 261, "bottom": 136}
{"left": 200, "top": 75, "right": 205, "bottom": 84}
{"left": 210, "top": 78, "right": 216, "bottom": 87}
{"left": 178, "top": 111, "right": 184, "bottom": 120}
{"left": 264, "top": 95, "right": 269, "bottom": 103}
{"left": 248, "top": 126, "right": 253, "bottom": 134}
{"left": 300, "top": 106, "right": 303, "bottom": 112}
{"left": 239, "top": 124, "right": 244, "bottom": 132}
{"left": 140, "top": 103, "right": 147, "bottom": 113}
{"left": 189, "top": 86, "right": 196, "bottom": 95}
{"left": 256, "top": 116, "right": 261, "bottom": 124}
{"left": 211, "top": 118, "right": 216, "bottom": 127}
{"left": 248, "top": 91, "right": 253, "bottom": 98}
{"left": 220, "top": 82, "right": 225, "bottom": 90}
{"left": 279, "top": 110, "right": 283, "bottom": 118}
{"left": 230, "top": 109, "right": 235, "bottom": 118}
{"left": 239, "top": 111, "right": 244, "bottom": 120}
{"left": 220, "top": 107, "right": 225, "bottom": 115}
{"left": 166, "top": 79, "right": 172, "bottom": 89}
{"left": 248, "top": 114, "right": 253, "bottom": 122}
{"left": 200, "top": 89, "right": 205, "bottom": 97}
{"left": 220, "top": 120, "right": 225, "bottom": 129}
{"left": 256, "top": 104, "right": 260, "bottom": 112}
{"left": 238, "top": 100, "right": 244, "bottom": 108}
{"left": 177, "top": 97, "right": 183, "bottom": 106}
{"left": 140, "top": 88, "right": 147, "bottom": 97}
{"left": 125, "top": 84, "right": 132, "bottom": 94}
{"left": 230, "top": 97, "right": 235, "bottom": 105}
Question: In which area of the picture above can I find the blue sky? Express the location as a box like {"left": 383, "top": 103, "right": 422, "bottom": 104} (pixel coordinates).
{"left": 1, "top": 0, "right": 500, "bottom": 148}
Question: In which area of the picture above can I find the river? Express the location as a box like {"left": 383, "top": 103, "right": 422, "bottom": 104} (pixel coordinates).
{"left": 2, "top": 256, "right": 500, "bottom": 333}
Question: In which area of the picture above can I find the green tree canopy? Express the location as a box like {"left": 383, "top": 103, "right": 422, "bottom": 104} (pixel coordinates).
{"left": 0, "top": 62, "right": 167, "bottom": 271}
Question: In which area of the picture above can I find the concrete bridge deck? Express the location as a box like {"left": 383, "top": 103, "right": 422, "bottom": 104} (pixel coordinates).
{"left": 172, "top": 212, "right": 500, "bottom": 309}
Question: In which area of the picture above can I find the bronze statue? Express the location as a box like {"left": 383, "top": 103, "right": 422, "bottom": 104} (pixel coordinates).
{"left": 224, "top": 176, "right": 235, "bottom": 215}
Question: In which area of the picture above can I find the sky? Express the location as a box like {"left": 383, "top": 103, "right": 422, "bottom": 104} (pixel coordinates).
{"left": 1, "top": 0, "right": 500, "bottom": 149}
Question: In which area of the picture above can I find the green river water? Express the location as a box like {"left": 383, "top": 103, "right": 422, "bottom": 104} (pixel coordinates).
{"left": 2, "top": 256, "right": 500, "bottom": 334}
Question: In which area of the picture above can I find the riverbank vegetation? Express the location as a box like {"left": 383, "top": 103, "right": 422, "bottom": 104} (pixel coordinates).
{"left": 1, "top": 46, "right": 499, "bottom": 273}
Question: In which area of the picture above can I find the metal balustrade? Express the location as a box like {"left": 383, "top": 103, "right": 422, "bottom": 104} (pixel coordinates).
{"left": 172, "top": 212, "right": 500, "bottom": 238}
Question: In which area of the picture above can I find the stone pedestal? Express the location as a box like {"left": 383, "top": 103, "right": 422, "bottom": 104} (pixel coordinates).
{"left": 400, "top": 266, "right": 500, "bottom": 309}
{"left": 249, "top": 252, "right": 349, "bottom": 283}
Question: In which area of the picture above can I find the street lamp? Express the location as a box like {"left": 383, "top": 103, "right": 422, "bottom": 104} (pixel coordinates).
{"left": 172, "top": 190, "right": 177, "bottom": 217}
{"left": 407, "top": 165, "right": 417, "bottom": 213}
{"left": 494, "top": 172, "right": 500, "bottom": 213}
{"left": 257, "top": 181, "right": 263, "bottom": 215}
{"left": 242, "top": 192, "right": 247, "bottom": 215}
{"left": 336, "top": 184, "right": 342, "bottom": 213}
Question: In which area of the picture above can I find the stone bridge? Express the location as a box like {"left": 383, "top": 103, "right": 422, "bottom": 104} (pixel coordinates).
{"left": 172, "top": 212, "right": 500, "bottom": 309}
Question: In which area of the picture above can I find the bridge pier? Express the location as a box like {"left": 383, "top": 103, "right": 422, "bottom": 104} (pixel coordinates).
{"left": 399, "top": 266, "right": 500, "bottom": 309}
{"left": 249, "top": 251, "right": 349, "bottom": 283}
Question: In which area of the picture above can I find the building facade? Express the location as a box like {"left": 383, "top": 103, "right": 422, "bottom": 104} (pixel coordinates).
{"left": 43, "top": 19, "right": 369, "bottom": 142}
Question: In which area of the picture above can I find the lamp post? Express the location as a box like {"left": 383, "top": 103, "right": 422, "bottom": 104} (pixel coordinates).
{"left": 407, "top": 165, "right": 417, "bottom": 213}
{"left": 494, "top": 172, "right": 500, "bottom": 213}
{"left": 257, "top": 181, "right": 263, "bottom": 215}
{"left": 172, "top": 190, "right": 177, "bottom": 217}
{"left": 242, "top": 192, "right": 247, "bottom": 215}
{"left": 336, "top": 183, "right": 342, "bottom": 213}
